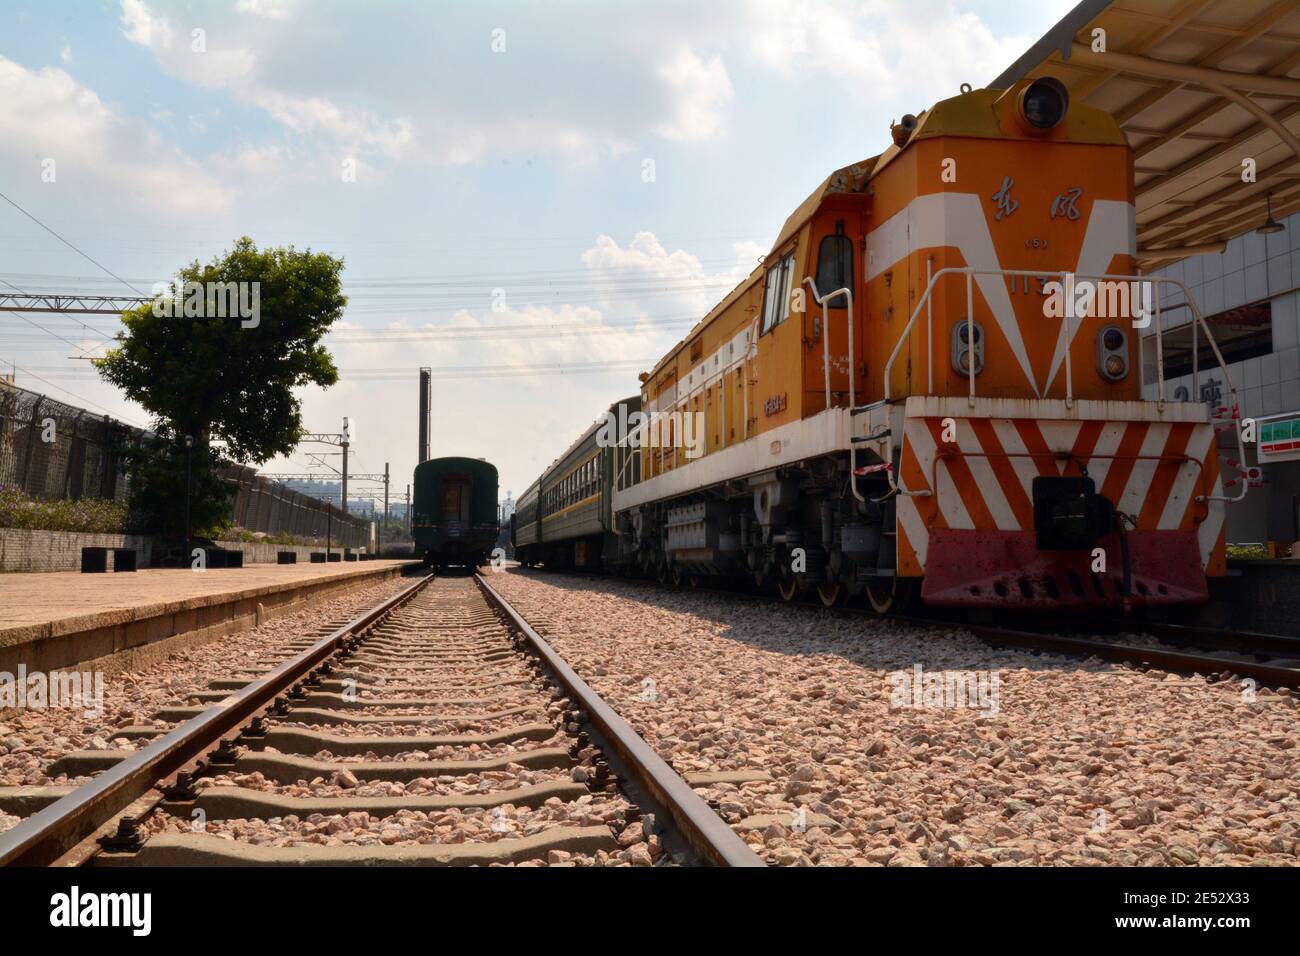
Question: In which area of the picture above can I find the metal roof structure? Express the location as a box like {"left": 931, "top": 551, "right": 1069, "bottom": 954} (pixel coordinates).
{"left": 992, "top": 0, "right": 1300, "bottom": 266}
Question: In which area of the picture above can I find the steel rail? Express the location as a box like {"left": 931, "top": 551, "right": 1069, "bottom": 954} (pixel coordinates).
{"left": 0, "top": 571, "right": 432, "bottom": 867}
{"left": 475, "top": 573, "right": 765, "bottom": 867}
{"left": 952, "top": 620, "right": 1300, "bottom": 689}
{"left": 1064, "top": 617, "right": 1300, "bottom": 659}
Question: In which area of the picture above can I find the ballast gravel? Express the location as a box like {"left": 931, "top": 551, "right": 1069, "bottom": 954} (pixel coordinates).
{"left": 487, "top": 569, "right": 1300, "bottom": 867}
{"left": 0, "top": 576, "right": 413, "bottom": 797}
{"left": 143, "top": 791, "right": 661, "bottom": 866}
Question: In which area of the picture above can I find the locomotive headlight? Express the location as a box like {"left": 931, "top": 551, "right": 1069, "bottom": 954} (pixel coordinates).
{"left": 1097, "top": 324, "right": 1129, "bottom": 381}
{"left": 1020, "top": 77, "right": 1069, "bottom": 130}
{"left": 951, "top": 319, "right": 984, "bottom": 376}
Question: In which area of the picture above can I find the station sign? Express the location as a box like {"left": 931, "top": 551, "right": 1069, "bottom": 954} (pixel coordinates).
{"left": 1258, "top": 412, "right": 1300, "bottom": 464}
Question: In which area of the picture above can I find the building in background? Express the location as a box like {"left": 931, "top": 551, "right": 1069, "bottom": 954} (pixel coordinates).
{"left": 1143, "top": 220, "right": 1300, "bottom": 549}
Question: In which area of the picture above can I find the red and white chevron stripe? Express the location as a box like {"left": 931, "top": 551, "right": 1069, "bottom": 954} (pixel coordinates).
{"left": 896, "top": 408, "right": 1226, "bottom": 579}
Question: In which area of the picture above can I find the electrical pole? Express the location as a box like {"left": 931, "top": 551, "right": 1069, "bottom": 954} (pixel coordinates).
{"left": 340, "top": 416, "right": 350, "bottom": 516}
{"left": 405, "top": 484, "right": 411, "bottom": 535}
{"left": 418, "top": 368, "right": 431, "bottom": 463}
{"left": 383, "top": 462, "right": 390, "bottom": 549}
{"left": 183, "top": 434, "right": 194, "bottom": 565}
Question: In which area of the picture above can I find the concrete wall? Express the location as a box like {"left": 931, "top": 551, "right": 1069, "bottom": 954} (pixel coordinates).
{"left": 0, "top": 529, "right": 368, "bottom": 572}
{"left": 0, "top": 529, "right": 154, "bottom": 573}
{"left": 214, "top": 540, "right": 368, "bottom": 565}
{"left": 1200, "top": 560, "right": 1300, "bottom": 636}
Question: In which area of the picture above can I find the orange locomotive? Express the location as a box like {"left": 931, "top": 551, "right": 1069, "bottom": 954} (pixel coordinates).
{"left": 608, "top": 78, "right": 1245, "bottom": 613}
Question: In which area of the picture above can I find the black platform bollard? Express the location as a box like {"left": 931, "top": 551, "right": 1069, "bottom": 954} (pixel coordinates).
{"left": 111, "top": 548, "right": 137, "bottom": 572}
{"left": 80, "top": 547, "right": 108, "bottom": 573}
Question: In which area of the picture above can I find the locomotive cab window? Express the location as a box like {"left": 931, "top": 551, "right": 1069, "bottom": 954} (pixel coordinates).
{"left": 761, "top": 251, "right": 796, "bottom": 335}
{"left": 815, "top": 222, "right": 854, "bottom": 306}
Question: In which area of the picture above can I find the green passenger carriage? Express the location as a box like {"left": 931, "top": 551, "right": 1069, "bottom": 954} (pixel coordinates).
{"left": 511, "top": 396, "right": 641, "bottom": 571}
{"left": 412, "top": 456, "right": 499, "bottom": 569}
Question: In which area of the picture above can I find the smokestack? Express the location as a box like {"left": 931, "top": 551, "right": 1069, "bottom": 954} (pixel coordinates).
{"left": 418, "top": 367, "right": 431, "bottom": 463}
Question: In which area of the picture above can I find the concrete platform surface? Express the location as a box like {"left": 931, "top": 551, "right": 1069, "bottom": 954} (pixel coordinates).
{"left": 0, "top": 561, "right": 412, "bottom": 646}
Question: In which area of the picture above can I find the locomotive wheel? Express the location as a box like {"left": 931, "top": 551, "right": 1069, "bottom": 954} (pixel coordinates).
{"left": 777, "top": 574, "right": 800, "bottom": 602}
{"left": 816, "top": 581, "right": 846, "bottom": 608}
{"left": 671, "top": 564, "right": 685, "bottom": 588}
{"left": 656, "top": 561, "right": 670, "bottom": 585}
{"left": 865, "top": 576, "right": 915, "bottom": 615}
{"left": 688, "top": 574, "right": 702, "bottom": 589}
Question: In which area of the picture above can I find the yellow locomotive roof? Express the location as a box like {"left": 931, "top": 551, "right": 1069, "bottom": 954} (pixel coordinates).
{"left": 640, "top": 81, "right": 1127, "bottom": 384}
{"left": 642, "top": 156, "right": 878, "bottom": 382}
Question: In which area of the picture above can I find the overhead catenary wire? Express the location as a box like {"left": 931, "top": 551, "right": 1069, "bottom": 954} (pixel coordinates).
{"left": 0, "top": 190, "right": 149, "bottom": 296}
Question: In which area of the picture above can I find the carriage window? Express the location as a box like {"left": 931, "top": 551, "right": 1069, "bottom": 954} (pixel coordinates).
{"left": 443, "top": 484, "right": 460, "bottom": 516}
{"left": 815, "top": 224, "right": 854, "bottom": 306}
{"left": 761, "top": 252, "right": 796, "bottom": 335}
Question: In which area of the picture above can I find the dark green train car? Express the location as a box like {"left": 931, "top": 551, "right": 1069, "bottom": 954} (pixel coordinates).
{"left": 412, "top": 456, "right": 499, "bottom": 568}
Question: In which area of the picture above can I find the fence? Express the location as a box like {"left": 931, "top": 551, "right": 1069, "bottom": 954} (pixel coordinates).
{"left": 225, "top": 465, "right": 372, "bottom": 549}
{"left": 0, "top": 380, "right": 137, "bottom": 502}
{"left": 1, "top": 381, "right": 374, "bottom": 549}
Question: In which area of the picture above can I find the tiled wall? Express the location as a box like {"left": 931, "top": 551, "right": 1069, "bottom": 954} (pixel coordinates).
{"left": 1144, "top": 213, "right": 1300, "bottom": 420}
{"left": 1143, "top": 218, "right": 1300, "bottom": 546}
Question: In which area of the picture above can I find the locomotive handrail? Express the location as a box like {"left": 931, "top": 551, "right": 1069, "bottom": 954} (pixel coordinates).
{"left": 879, "top": 267, "right": 1246, "bottom": 504}
{"left": 802, "top": 277, "right": 864, "bottom": 503}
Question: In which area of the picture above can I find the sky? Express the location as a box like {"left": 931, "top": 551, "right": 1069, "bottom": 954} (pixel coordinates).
{"left": 0, "top": 0, "right": 1079, "bottom": 510}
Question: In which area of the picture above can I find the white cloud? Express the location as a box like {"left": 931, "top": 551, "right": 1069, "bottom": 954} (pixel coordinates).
{"left": 114, "top": 0, "right": 748, "bottom": 170}
{"left": 653, "top": 50, "right": 734, "bottom": 143}
{"left": 254, "top": 92, "right": 415, "bottom": 161}
{"left": 235, "top": 0, "right": 297, "bottom": 21}
{"left": 580, "top": 232, "right": 764, "bottom": 335}
{"left": 120, "top": 0, "right": 174, "bottom": 50}
{"left": 121, "top": 0, "right": 256, "bottom": 90}
{"left": 271, "top": 228, "right": 762, "bottom": 495}
{"left": 744, "top": 0, "right": 1036, "bottom": 106}
{"left": 59, "top": 45, "right": 71, "bottom": 63}
{"left": 121, "top": 0, "right": 408, "bottom": 163}
{"left": 0, "top": 55, "right": 232, "bottom": 215}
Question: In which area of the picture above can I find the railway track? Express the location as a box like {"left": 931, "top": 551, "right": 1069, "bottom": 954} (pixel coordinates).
{"left": 546, "top": 566, "right": 1300, "bottom": 690}
{"left": 0, "top": 572, "right": 762, "bottom": 867}
{"left": 948, "top": 616, "right": 1300, "bottom": 691}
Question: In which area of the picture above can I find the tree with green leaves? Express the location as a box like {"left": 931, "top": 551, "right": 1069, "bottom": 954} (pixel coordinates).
{"left": 96, "top": 236, "right": 347, "bottom": 535}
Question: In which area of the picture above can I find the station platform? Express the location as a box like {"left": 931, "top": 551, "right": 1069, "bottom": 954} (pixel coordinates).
{"left": 0, "top": 560, "right": 416, "bottom": 674}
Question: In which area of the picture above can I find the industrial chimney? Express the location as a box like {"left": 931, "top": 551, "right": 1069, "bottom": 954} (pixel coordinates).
{"left": 418, "top": 367, "right": 431, "bottom": 463}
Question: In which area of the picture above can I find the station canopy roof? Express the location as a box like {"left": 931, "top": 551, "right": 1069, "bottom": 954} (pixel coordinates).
{"left": 992, "top": 0, "right": 1300, "bottom": 266}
